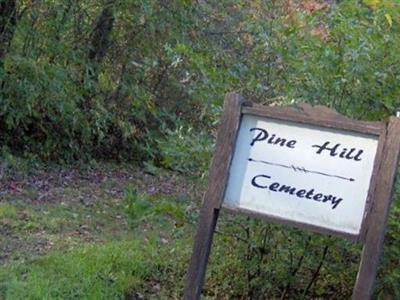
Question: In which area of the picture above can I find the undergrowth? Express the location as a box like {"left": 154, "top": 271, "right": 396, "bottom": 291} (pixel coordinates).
{"left": 1, "top": 185, "right": 399, "bottom": 299}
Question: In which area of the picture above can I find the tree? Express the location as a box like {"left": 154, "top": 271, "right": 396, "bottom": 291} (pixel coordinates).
{"left": 0, "top": 0, "right": 17, "bottom": 62}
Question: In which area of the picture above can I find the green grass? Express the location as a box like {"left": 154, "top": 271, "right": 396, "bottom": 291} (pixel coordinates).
{"left": 0, "top": 164, "right": 196, "bottom": 299}
{"left": 1, "top": 164, "right": 400, "bottom": 299}
{"left": 0, "top": 203, "right": 17, "bottom": 219}
{"left": 0, "top": 239, "right": 186, "bottom": 300}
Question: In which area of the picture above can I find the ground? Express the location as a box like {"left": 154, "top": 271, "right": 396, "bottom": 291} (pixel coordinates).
{"left": 0, "top": 163, "right": 202, "bottom": 299}
{"left": 1, "top": 163, "right": 399, "bottom": 299}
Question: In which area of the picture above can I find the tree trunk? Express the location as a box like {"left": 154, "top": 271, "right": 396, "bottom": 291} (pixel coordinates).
{"left": 0, "top": 0, "right": 17, "bottom": 63}
{"left": 0, "top": 0, "right": 17, "bottom": 61}
{"left": 88, "top": 4, "right": 115, "bottom": 63}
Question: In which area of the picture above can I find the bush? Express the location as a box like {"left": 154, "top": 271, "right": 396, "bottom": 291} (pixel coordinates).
{"left": 2, "top": 1, "right": 400, "bottom": 165}
{"left": 157, "top": 124, "right": 213, "bottom": 177}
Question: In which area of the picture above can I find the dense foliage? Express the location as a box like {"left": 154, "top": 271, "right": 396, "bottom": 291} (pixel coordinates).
{"left": 2, "top": 0, "right": 400, "bottom": 299}
{"left": 1, "top": 1, "right": 399, "bottom": 164}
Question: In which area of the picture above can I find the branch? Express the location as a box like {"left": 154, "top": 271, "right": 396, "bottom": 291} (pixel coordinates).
{"left": 303, "top": 245, "right": 329, "bottom": 297}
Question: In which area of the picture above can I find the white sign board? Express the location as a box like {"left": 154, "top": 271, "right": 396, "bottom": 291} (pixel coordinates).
{"left": 223, "top": 115, "right": 379, "bottom": 235}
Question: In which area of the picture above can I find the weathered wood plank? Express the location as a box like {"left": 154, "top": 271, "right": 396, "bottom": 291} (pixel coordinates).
{"left": 202, "top": 93, "right": 245, "bottom": 209}
{"left": 222, "top": 206, "right": 359, "bottom": 242}
{"left": 232, "top": 102, "right": 386, "bottom": 241}
{"left": 183, "top": 93, "right": 244, "bottom": 300}
{"left": 242, "top": 104, "right": 384, "bottom": 136}
{"left": 352, "top": 117, "right": 400, "bottom": 299}
{"left": 184, "top": 95, "right": 395, "bottom": 299}
{"left": 358, "top": 127, "right": 387, "bottom": 242}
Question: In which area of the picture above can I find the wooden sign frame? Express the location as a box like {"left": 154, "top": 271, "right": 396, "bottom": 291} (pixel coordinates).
{"left": 184, "top": 93, "right": 400, "bottom": 300}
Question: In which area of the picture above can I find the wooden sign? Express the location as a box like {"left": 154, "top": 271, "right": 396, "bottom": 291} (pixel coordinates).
{"left": 184, "top": 94, "right": 400, "bottom": 300}
{"left": 223, "top": 114, "right": 379, "bottom": 239}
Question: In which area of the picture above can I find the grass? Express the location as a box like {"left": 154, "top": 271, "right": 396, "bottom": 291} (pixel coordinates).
{"left": 0, "top": 239, "right": 189, "bottom": 300}
{"left": 0, "top": 238, "right": 189, "bottom": 300}
{"left": 0, "top": 163, "right": 199, "bottom": 299}
{"left": 1, "top": 241, "right": 148, "bottom": 299}
{"left": 0, "top": 203, "right": 17, "bottom": 219}
{"left": 1, "top": 162, "right": 400, "bottom": 299}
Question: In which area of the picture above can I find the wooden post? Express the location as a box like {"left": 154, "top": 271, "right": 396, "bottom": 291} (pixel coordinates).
{"left": 352, "top": 117, "right": 400, "bottom": 299}
{"left": 183, "top": 94, "right": 244, "bottom": 300}
{"left": 184, "top": 94, "right": 398, "bottom": 299}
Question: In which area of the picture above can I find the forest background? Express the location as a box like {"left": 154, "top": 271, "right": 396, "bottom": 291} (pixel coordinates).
{"left": 1, "top": 0, "right": 400, "bottom": 299}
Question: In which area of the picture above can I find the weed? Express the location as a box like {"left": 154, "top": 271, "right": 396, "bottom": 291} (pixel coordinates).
{"left": 0, "top": 203, "right": 17, "bottom": 219}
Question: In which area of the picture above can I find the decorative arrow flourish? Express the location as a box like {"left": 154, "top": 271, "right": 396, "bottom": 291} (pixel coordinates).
{"left": 248, "top": 158, "right": 355, "bottom": 182}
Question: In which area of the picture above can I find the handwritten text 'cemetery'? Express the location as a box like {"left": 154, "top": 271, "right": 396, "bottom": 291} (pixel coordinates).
{"left": 248, "top": 127, "right": 366, "bottom": 210}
